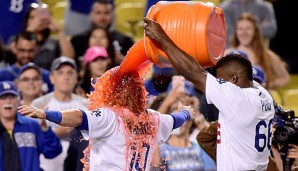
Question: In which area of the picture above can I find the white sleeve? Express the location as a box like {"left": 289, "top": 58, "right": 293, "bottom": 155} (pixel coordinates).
{"left": 147, "top": 109, "right": 174, "bottom": 143}
{"left": 205, "top": 73, "right": 243, "bottom": 119}
{"left": 81, "top": 108, "right": 116, "bottom": 140}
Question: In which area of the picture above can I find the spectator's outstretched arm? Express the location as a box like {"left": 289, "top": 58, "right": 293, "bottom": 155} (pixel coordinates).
{"left": 18, "top": 105, "right": 83, "bottom": 127}
{"left": 144, "top": 17, "right": 207, "bottom": 93}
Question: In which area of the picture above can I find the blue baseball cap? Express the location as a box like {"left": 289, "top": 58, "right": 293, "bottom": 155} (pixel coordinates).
{"left": 253, "top": 65, "right": 266, "bottom": 84}
{"left": 18, "top": 62, "right": 41, "bottom": 76}
{"left": 0, "top": 81, "right": 20, "bottom": 97}
{"left": 167, "top": 79, "right": 196, "bottom": 97}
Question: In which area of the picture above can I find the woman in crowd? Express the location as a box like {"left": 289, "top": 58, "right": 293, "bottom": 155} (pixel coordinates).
{"left": 224, "top": 12, "right": 290, "bottom": 90}
{"left": 76, "top": 45, "right": 111, "bottom": 98}
{"left": 88, "top": 26, "right": 125, "bottom": 67}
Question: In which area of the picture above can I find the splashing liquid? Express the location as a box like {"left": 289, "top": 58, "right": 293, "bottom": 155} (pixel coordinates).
{"left": 81, "top": 40, "right": 159, "bottom": 171}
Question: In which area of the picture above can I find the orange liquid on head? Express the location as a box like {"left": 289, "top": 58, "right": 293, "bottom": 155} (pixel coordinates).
{"left": 81, "top": 40, "right": 159, "bottom": 171}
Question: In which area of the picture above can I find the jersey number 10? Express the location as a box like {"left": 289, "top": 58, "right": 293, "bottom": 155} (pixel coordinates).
{"left": 129, "top": 143, "right": 150, "bottom": 171}
{"left": 254, "top": 119, "right": 273, "bottom": 152}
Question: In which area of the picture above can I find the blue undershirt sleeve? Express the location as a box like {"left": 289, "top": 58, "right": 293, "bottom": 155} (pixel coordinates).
{"left": 77, "top": 109, "right": 88, "bottom": 131}
{"left": 45, "top": 110, "right": 62, "bottom": 124}
{"left": 170, "top": 109, "right": 191, "bottom": 129}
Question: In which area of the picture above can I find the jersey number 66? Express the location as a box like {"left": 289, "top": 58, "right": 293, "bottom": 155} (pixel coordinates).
{"left": 255, "top": 119, "right": 273, "bottom": 152}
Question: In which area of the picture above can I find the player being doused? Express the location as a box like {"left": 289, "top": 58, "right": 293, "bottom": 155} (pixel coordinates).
{"left": 18, "top": 66, "right": 194, "bottom": 171}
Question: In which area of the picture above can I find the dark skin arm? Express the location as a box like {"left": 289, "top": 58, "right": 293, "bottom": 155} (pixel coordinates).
{"left": 144, "top": 17, "right": 208, "bottom": 93}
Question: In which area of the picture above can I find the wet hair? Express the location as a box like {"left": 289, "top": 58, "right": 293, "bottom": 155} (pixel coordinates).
{"left": 15, "top": 31, "right": 38, "bottom": 44}
{"left": 216, "top": 53, "right": 253, "bottom": 81}
{"left": 89, "top": 67, "right": 147, "bottom": 115}
{"left": 114, "top": 72, "right": 147, "bottom": 115}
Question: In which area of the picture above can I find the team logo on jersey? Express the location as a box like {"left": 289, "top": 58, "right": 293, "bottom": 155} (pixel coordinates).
{"left": 216, "top": 78, "right": 226, "bottom": 84}
{"left": 91, "top": 109, "right": 102, "bottom": 117}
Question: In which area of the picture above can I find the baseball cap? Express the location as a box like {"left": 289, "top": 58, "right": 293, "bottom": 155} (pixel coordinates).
{"left": 83, "top": 46, "right": 109, "bottom": 64}
{"left": 253, "top": 65, "right": 266, "bottom": 85}
{"left": 167, "top": 79, "right": 196, "bottom": 97}
{"left": 18, "top": 62, "right": 41, "bottom": 76}
{"left": 50, "top": 56, "right": 77, "bottom": 72}
{"left": 0, "top": 81, "right": 20, "bottom": 97}
{"left": 229, "top": 49, "right": 248, "bottom": 59}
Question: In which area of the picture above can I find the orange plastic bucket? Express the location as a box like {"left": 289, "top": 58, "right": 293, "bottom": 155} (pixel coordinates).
{"left": 144, "top": 1, "right": 226, "bottom": 68}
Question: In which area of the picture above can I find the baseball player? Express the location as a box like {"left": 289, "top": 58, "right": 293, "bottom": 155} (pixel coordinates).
{"left": 144, "top": 17, "right": 275, "bottom": 170}
{"left": 18, "top": 70, "right": 194, "bottom": 171}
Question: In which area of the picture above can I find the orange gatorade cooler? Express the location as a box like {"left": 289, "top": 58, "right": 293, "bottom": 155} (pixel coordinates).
{"left": 144, "top": 1, "right": 226, "bottom": 68}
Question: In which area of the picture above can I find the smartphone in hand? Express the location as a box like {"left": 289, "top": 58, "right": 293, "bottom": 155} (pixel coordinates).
{"left": 38, "top": 7, "right": 50, "bottom": 20}
{"left": 172, "top": 75, "right": 185, "bottom": 93}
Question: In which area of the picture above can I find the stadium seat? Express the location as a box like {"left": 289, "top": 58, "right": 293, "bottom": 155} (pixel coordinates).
{"left": 276, "top": 74, "right": 298, "bottom": 98}
{"left": 282, "top": 89, "right": 298, "bottom": 117}
{"left": 115, "top": 0, "right": 145, "bottom": 7}
{"left": 133, "top": 21, "right": 144, "bottom": 41}
{"left": 269, "top": 89, "right": 283, "bottom": 106}
{"left": 192, "top": 0, "right": 223, "bottom": 6}
{"left": 52, "top": 1, "right": 68, "bottom": 28}
{"left": 42, "top": 0, "right": 65, "bottom": 12}
{"left": 115, "top": 22, "right": 134, "bottom": 38}
{"left": 115, "top": 3, "right": 145, "bottom": 36}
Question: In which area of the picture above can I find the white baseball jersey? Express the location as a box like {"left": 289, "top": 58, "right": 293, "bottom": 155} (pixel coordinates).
{"left": 205, "top": 73, "right": 274, "bottom": 171}
{"left": 81, "top": 108, "right": 174, "bottom": 171}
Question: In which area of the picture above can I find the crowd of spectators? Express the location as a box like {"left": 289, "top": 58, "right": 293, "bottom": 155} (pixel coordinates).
{"left": 0, "top": 0, "right": 297, "bottom": 170}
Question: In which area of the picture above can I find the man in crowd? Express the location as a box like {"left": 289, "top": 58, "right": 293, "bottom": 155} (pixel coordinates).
{"left": 16, "top": 62, "right": 44, "bottom": 105}
{"left": 0, "top": 81, "right": 62, "bottom": 171}
{"left": 0, "top": 31, "right": 53, "bottom": 93}
{"left": 31, "top": 56, "right": 88, "bottom": 171}
{"left": 71, "top": 0, "right": 134, "bottom": 67}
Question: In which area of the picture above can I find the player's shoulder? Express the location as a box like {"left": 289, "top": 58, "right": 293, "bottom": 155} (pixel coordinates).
{"left": 147, "top": 109, "right": 158, "bottom": 114}
{"left": 146, "top": 109, "right": 164, "bottom": 117}
{"left": 84, "top": 108, "right": 117, "bottom": 126}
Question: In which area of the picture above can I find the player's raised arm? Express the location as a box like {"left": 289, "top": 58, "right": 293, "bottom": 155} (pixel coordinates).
{"left": 18, "top": 105, "right": 83, "bottom": 127}
{"left": 144, "top": 17, "right": 208, "bottom": 93}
